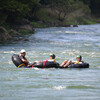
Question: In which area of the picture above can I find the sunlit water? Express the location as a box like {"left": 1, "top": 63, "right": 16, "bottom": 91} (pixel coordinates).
{"left": 0, "top": 24, "right": 100, "bottom": 100}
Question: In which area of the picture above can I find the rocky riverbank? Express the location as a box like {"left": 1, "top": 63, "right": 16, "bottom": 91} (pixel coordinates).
{"left": 0, "top": 19, "right": 34, "bottom": 43}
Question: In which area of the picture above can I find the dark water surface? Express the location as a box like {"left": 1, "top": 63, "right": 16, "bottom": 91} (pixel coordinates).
{"left": 0, "top": 24, "right": 100, "bottom": 100}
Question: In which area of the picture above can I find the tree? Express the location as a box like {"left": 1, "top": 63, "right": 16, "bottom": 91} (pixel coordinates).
{"left": 53, "top": 0, "right": 75, "bottom": 21}
{"left": 0, "top": 0, "right": 40, "bottom": 24}
{"left": 90, "top": 0, "right": 100, "bottom": 17}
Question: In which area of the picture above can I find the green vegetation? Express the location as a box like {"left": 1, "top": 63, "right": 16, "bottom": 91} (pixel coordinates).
{"left": 32, "top": 21, "right": 48, "bottom": 28}
{"left": 18, "top": 30, "right": 34, "bottom": 35}
{"left": 0, "top": 0, "right": 100, "bottom": 41}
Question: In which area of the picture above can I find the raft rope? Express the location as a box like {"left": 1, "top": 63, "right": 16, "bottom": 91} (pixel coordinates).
{"left": 17, "top": 63, "right": 25, "bottom": 68}
{"left": 31, "top": 64, "right": 35, "bottom": 68}
{"left": 43, "top": 61, "right": 47, "bottom": 68}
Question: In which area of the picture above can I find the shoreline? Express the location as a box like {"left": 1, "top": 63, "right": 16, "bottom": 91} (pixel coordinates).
{"left": 0, "top": 21, "right": 99, "bottom": 43}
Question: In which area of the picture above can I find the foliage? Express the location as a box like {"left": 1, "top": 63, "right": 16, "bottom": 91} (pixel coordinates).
{"left": 0, "top": 0, "right": 40, "bottom": 24}
{"left": 18, "top": 30, "right": 33, "bottom": 35}
{"left": 90, "top": 0, "right": 100, "bottom": 17}
{"left": 0, "top": 0, "right": 99, "bottom": 26}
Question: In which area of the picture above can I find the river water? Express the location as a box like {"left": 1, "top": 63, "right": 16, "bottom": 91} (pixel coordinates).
{"left": 0, "top": 24, "right": 100, "bottom": 100}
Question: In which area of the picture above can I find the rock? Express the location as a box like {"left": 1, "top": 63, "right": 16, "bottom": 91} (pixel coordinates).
{"left": 73, "top": 25, "right": 78, "bottom": 27}
{"left": 8, "top": 29, "right": 20, "bottom": 36}
{"left": 12, "top": 18, "right": 33, "bottom": 31}
{"left": 14, "top": 18, "right": 30, "bottom": 25}
{"left": 66, "top": 25, "right": 71, "bottom": 27}
{"left": 13, "top": 24, "right": 33, "bottom": 31}
{"left": 0, "top": 26, "right": 12, "bottom": 42}
{"left": 23, "top": 39, "right": 29, "bottom": 41}
{"left": 14, "top": 37, "right": 23, "bottom": 41}
{"left": 19, "top": 24, "right": 33, "bottom": 31}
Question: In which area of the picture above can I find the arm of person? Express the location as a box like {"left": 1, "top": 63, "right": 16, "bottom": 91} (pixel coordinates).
{"left": 21, "top": 59, "right": 29, "bottom": 63}
{"left": 20, "top": 56, "right": 29, "bottom": 63}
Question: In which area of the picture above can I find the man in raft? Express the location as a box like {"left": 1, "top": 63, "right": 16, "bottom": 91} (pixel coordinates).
{"left": 60, "top": 55, "right": 84, "bottom": 68}
{"left": 19, "top": 49, "right": 30, "bottom": 67}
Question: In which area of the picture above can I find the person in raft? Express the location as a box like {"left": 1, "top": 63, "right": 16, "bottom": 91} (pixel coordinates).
{"left": 19, "top": 49, "right": 30, "bottom": 66}
{"left": 48, "top": 53, "right": 56, "bottom": 62}
{"left": 60, "top": 55, "right": 84, "bottom": 68}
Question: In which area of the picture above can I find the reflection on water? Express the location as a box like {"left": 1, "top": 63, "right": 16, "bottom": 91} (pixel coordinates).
{"left": 0, "top": 24, "right": 100, "bottom": 100}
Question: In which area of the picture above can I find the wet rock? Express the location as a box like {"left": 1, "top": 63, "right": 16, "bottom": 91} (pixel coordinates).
{"left": 14, "top": 37, "right": 23, "bottom": 41}
{"left": 73, "top": 25, "right": 78, "bottom": 27}
{"left": 23, "top": 39, "right": 29, "bottom": 41}
{"left": 65, "top": 25, "right": 71, "bottom": 27}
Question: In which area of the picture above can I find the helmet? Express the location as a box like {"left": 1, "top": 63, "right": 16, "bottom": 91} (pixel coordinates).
{"left": 76, "top": 55, "right": 82, "bottom": 59}
{"left": 49, "top": 53, "right": 53, "bottom": 56}
{"left": 52, "top": 54, "right": 56, "bottom": 59}
{"left": 20, "top": 49, "right": 26, "bottom": 53}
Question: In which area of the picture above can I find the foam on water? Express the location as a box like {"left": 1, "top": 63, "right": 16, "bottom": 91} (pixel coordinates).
{"left": 52, "top": 86, "right": 66, "bottom": 90}
{"left": 33, "top": 67, "right": 40, "bottom": 70}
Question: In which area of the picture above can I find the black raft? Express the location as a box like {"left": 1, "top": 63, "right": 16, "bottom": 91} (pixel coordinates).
{"left": 33, "top": 61, "right": 60, "bottom": 68}
{"left": 12, "top": 54, "right": 89, "bottom": 68}
{"left": 68, "top": 63, "right": 89, "bottom": 68}
{"left": 12, "top": 54, "right": 26, "bottom": 68}
{"left": 12, "top": 54, "right": 59, "bottom": 68}
{"left": 33, "top": 62, "right": 89, "bottom": 68}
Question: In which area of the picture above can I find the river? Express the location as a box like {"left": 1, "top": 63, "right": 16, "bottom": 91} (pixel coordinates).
{"left": 0, "top": 24, "right": 100, "bottom": 100}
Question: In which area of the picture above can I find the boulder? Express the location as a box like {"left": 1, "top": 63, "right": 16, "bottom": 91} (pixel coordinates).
{"left": 73, "top": 25, "right": 78, "bottom": 27}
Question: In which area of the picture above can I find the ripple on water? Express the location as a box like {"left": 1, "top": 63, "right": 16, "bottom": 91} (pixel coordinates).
{"left": 52, "top": 85, "right": 97, "bottom": 90}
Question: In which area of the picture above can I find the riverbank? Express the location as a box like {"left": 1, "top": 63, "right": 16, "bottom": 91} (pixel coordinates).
{"left": 0, "top": 19, "right": 34, "bottom": 43}
{"left": 0, "top": 14, "right": 99, "bottom": 43}
{"left": 0, "top": 18, "right": 98, "bottom": 43}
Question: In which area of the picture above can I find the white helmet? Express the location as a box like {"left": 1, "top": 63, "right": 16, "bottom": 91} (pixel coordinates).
{"left": 20, "top": 49, "right": 26, "bottom": 53}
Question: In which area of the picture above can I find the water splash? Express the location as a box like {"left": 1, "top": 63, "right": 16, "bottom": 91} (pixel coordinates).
{"left": 52, "top": 86, "right": 66, "bottom": 90}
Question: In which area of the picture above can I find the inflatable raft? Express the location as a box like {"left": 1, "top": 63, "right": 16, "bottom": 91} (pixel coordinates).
{"left": 12, "top": 54, "right": 25, "bottom": 68}
{"left": 12, "top": 54, "right": 59, "bottom": 68}
{"left": 68, "top": 63, "right": 89, "bottom": 68}
{"left": 33, "top": 61, "right": 60, "bottom": 68}
{"left": 12, "top": 54, "right": 89, "bottom": 68}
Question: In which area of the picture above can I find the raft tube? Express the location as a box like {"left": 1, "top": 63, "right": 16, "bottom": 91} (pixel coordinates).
{"left": 12, "top": 54, "right": 59, "bottom": 68}
{"left": 12, "top": 54, "right": 89, "bottom": 68}
{"left": 33, "top": 61, "right": 60, "bottom": 68}
{"left": 12, "top": 54, "right": 27, "bottom": 68}
{"left": 33, "top": 62, "right": 89, "bottom": 68}
{"left": 68, "top": 63, "right": 89, "bottom": 68}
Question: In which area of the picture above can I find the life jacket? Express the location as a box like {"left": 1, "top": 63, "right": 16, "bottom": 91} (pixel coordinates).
{"left": 48, "top": 59, "right": 55, "bottom": 62}
{"left": 74, "top": 61, "right": 83, "bottom": 64}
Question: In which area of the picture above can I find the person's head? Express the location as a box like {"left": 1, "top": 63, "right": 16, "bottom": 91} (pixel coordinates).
{"left": 20, "top": 49, "right": 26, "bottom": 56}
{"left": 76, "top": 55, "right": 82, "bottom": 62}
{"left": 49, "top": 53, "right": 53, "bottom": 59}
{"left": 49, "top": 53, "right": 56, "bottom": 59}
